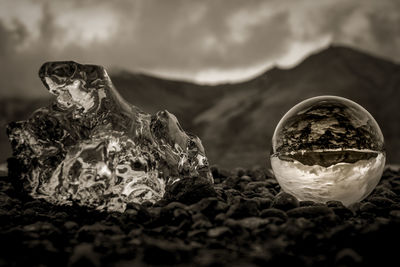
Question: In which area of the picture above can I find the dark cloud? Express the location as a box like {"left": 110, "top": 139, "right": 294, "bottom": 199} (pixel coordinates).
{"left": 0, "top": 21, "right": 14, "bottom": 57}
{"left": 39, "top": 3, "right": 56, "bottom": 44}
{"left": 366, "top": 4, "right": 400, "bottom": 60}
{"left": 119, "top": 1, "right": 292, "bottom": 70}
{"left": 294, "top": 0, "right": 400, "bottom": 62}
{"left": 0, "top": 0, "right": 399, "bottom": 97}
{"left": 0, "top": 3, "right": 57, "bottom": 97}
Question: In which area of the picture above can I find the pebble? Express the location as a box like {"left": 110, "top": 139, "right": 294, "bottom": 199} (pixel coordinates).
{"left": 272, "top": 192, "right": 299, "bottom": 211}
{"left": 234, "top": 168, "right": 246, "bottom": 178}
{"left": 189, "top": 197, "right": 228, "bottom": 219}
{"left": 164, "top": 177, "right": 217, "bottom": 205}
{"left": 359, "top": 202, "right": 379, "bottom": 213}
{"left": 260, "top": 208, "right": 288, "bottom": 221}
{"left": 299, "top": 200, "right": 318, "bottom": 207}
{"left": 226, "top": 197, "right": 259, "bottom": 218}
{"left": 372, "top": 186, "right": 398, "bottom": 199}
{"left": 69, "top": 243, "right": 101, "bottom": 267}
{"left": 326, "top": 200, "right": 345, "bottom": 208}
{"left": 243, "top": 181, "right": 270, "bottom": 193}
{"left": 64, "top": 221, "right": 79, "bottom": 230}
{"left": 207, "top": 226, "right": 231, "bottom": 238}
{"left": 332, "top": 207, "right": 354, "bottom": 219}
{"left": 142, "top": 239, "right": 189, "bottom": 265}
{"left": 234, "top": 217, "right": 271, "bottom": 230}
{"left": 286, "top": 206, "right": 334, "bottom": 218}
{"left": 214, "top": 213, "right": 227, "bottom": 222}
{"left": 335, "top": 248, "right": 362, "bottom": 266}
{"left": 368, "top": 197, "right": 395, "bottom": 207}
{"left": 1, "top": 165, "right": 400, "bottom": 266}
{"left": 187, "top": 229, "right": 206, "bottom": 238}
{"left": 251, "top": 197, "right": 272, "bottom": 210}
{"left": 389, "top": 210, "right": 400, "bottom": 219}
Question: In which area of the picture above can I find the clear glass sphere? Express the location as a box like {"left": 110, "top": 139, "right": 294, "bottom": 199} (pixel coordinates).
{"left": 270, "top": 96, "right": 385, "bottom": 206}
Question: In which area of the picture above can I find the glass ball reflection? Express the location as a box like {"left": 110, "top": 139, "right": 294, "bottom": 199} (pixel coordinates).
{"left": 270, "top": 96, "right": 385, "bottom": 206}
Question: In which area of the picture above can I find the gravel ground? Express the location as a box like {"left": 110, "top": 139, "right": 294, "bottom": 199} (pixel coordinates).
{"left": 1, "top": 165, "right": 400, "bottom": 267}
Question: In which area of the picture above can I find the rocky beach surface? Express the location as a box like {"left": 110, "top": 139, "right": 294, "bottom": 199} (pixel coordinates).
{"left": 1, "top": 164, "right": 400, "bottom": 266}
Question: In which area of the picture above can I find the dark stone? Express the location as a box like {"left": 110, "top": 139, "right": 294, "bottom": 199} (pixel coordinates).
{"left": 244, "top": 182, "right": 273, "bottom": 194}
{"left": 332, "top": 207, "right": 354, "bottom": 219}
{"left": 163, "top": 201, "right": 188, "bottom": 211}
{"left": 207, "top": 226, "right": 231, "bottom": 238}
{"left": 153, "top": 202, "right": 189, "bottom": 226}
{"left": 231, "top": 217, "right": 270, "bottom": 230}
{"left": 272, "top": 192, "right": 299, "bottom": 211}
{"left": 147, "top": 206, "right": 162, "bottom": 220}
{"left": 210, "top": 166, "right": 231, "bottom": 180}
{"left": 0, "top": 158, "right": 399, "bottom": 267}
{"left": 192, "top": 218, "right": 213, "bottom": 229}
{"left": 189, "top": 197, "right": 228, "bottom": 219}
{"left": 69, "top": 243, "right": 101, "bottom": 267}
{"left": 286, "top": 206, "right": 334, "bottom": 218}
{"left": 222, "top": 176, "right": 241, "bottom": 189}
{"left": 371, "top": 185, "right": 398, "bottom": 199}
{"left": 348, "top": 202, "right": 362, "bottom": 213}
{"left": 163, "top": 177, "right": 216, "bottom": 205}
{"left": 359, "top": 202, "right": 379, "bottom": 213}
{"left": 64, "top": 221, "right": 79, "bottom": 231}
{"left": 326, "top": 200, "right": 345, "bottom": 208}
{"left": 22, "top": 221, "right": 61, "bottom": 238}
{"left": 226, "top": 197, "right": 259, "bottom": 219}
{"left": 367, "top": 197, "right": 395, "bottom": 207}
{"left": 299, "top": 200, "right": 318, "bottom": 207}
{"left": 335, "top": 248, "right": 363, "bottom": 266}
{"left": 172, "top": 208, "right": 191, "bottom": 226}
{"left": 264, "top": 178, "right": 279, "bottom": 188}
{"left": 260, "top": 208, "right": 288, "bottom": 221}
{"left": 389, "top": 210, "right": 400, "bottom": 219}
{"left": 246, "top": 166, "right": 269, "bottom": 181}
{"left": 214, "top": 213, "right": 227, "bottom": 222}
{"left": 77, "top": 223, "right": 122, "bottom": 242}
{"left": 223, "top": 188, "right": 243, "bottom": 204}
{"left": 188, "top": 229, "right": 207, "bottom": 238}
{"left": 142, "top": 239, "right": 190, "bottom": 265}
{"left": 234, "top": 167, "right": 246, "bottom": 178}
{"left": 251, "top": 197, "right": 273, "bottom": 210}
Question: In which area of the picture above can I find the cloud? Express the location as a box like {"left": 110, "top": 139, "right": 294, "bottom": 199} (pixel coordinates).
{"left": 350, "top": 1, "right": 400, "bottom": 60}
{"left": 0, "top": 0, "right": 399, "bottom": 97}
{"left": 287, "top": 0, "right": 400, "bottom": 61}
{"left": 0, "top": 2, "right": 58, "bottom": 97}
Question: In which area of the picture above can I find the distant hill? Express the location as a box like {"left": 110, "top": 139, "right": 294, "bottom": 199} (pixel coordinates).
{"left": 187, "top": 46, "right": 400, "bottom": 168}
{"left": 109, "top": 72, "right": 231, "bottom": 130}
{"left": 1, "top": 45, "right": 400, "bottom": 168}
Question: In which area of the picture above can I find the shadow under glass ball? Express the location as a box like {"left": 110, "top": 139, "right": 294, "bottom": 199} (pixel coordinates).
{"left": 270, "top": 96, "right": 385, "bottom": 206}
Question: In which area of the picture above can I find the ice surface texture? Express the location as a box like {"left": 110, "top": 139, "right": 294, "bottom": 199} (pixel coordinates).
{"left": 7, "top": 61, "right": 213, "bottom": 212}
{"left": 271, "top": 96, "right": 385, "bottom": 206}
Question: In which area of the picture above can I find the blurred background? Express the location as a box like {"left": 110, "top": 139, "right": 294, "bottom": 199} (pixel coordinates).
{"left": 1, "top": 0, "right": 399, "bottom": 169}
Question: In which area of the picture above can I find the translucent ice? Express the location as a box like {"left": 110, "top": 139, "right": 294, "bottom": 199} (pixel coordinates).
{"left": 270, "top": 96, "right": 385, "bottom": 206}
{"left": 7, "top": 61, "right": 213, "bottom": 212}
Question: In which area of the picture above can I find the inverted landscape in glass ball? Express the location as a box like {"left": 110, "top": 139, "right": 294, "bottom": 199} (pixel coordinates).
{"left": 270, "top": 96, "right": 385, "bottom": 206}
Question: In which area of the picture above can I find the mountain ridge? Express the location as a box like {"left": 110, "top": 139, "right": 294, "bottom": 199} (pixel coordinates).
{"left": 1, "top": 45, "right": 399, "bottom": 168}
{"left": 189, "top": 46, "right": 400, "bottom": 168}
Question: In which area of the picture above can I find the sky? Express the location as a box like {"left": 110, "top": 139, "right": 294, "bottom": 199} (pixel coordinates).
{"left": 0, "top": 0, "right": 399, "bottom": 97}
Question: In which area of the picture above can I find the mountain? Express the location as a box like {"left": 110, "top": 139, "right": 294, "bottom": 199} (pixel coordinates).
{"left": 186, "top": 46, "right": 400, "bottom": 168}
{"left": 109, "top": 72, "right": 231, "bottom": 130}
{"left": 1, "top": 45, "right": 400, "bottom": 168}
{"left": 112, "top": 46, "right": 400, "bottom": 168}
